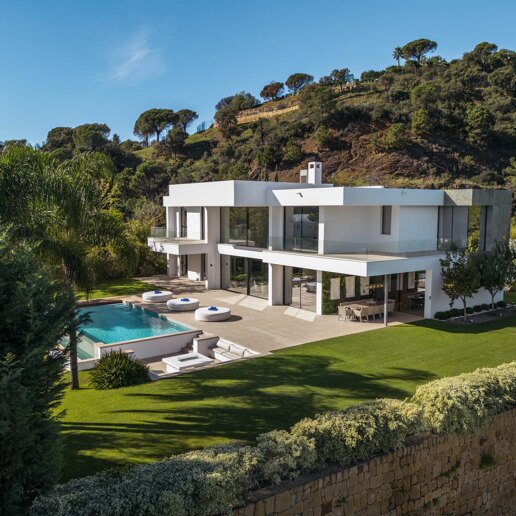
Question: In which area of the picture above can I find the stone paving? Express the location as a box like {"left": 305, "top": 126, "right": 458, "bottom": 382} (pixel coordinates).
{"left": 134, "top": 276, "right": 422, "bottom": 355}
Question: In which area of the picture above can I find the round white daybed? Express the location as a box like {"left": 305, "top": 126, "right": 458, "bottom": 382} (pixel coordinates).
{"left": 141, "top": 290, "right": 173, "bottom": 303}
{"left": 167, "top": 297, "right": 200, "bottom": 312}
{"left": 195, "top": 306, "right": 231, "bottom": 322}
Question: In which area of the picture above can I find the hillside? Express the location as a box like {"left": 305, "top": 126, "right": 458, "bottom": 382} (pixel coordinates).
{"left": 129, "top": 41, "right": 515, "bottom": 215}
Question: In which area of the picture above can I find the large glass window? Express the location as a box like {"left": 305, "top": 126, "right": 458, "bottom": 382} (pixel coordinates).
{"left": 381, "top": 206, "right": 392, "bottom": 235}
{"left": 226, "top": 207, "right": 269, "bottom": 248}
{"left": 284, "top": 206, "right": 319, "bottom": 252}
{"left": 227, "top": 256, "right": 268, "bottom": 299}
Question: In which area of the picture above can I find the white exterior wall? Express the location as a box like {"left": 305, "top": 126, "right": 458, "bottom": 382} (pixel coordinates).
{"left": 186, "top": 207, "right": 202, "bottom": 240}
{"left": 187, "top": 254, "right": 202, "bottom": 281}
{"left": 205, "top": 207, "right": 221, "bottom": 289}
{"left": 397, "top": 206, "right": 439, "bottom": 251}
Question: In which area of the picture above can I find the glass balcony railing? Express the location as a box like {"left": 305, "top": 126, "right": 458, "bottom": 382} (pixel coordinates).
{"left": 268, "top": 237, "right": 464, "bottom": 257}
{"left": 149, "top": 227, "right": 202, "bottom": 241}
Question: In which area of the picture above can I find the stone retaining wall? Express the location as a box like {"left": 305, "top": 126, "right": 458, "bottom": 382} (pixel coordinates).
{"left": 234, "top": 408, "right": 516, "bottom": 515}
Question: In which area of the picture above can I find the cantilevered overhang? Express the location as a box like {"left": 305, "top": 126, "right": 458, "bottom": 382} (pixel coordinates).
{"left": 270, "top": 186, "right": 444, "bottom": 206}
{"left": 163, "top": 180, "right": 327, "bottom": 207}
{"left": 148, "top": 238, "right": 210, "bottom": 255}
{"left": 262, "top": 249, "right": 445, "bottom": 277}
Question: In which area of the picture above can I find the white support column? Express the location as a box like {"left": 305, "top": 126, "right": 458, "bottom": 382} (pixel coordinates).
{"left": 269, "top": 206, "right": 284, "bottom": 250}
{"left": 424, "top": 268, "right": 433, "bottom": 319}
{"left": 268, "top": 264, "right": 284, "bottom": 305}
{"left": 205, "top": 207, "right": 221, "bottom": 289}
{"left": 318, "top": 207, "right": 325, "bottom": 254}
{"left": 383, "top": 274, "right": 389, "bottom": 326}
{"left": 167, "top": 254, "right": 179, "bottom": 277}
{"left": 316, "top": 270, "right": 323, "bottom": 315}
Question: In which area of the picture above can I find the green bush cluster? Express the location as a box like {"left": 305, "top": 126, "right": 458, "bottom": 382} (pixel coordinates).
{"left": 32, "top": 364, "right": 516, "bottom": 515}
{"left": 90, "top": 350, "right": 150, "bottom": 390}
{"left": 434, "top": 300, "right": 507, "bottom": 320}
{"left": 412, "top": 362, "right": 516, "bottom": 434}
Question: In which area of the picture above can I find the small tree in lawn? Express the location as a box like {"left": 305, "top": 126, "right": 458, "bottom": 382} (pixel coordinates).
{"left": 477, "top": 240, "right": 516, "bottom": 309}
{"left": 440, "top": 248, "right": 481, "bottom": 320}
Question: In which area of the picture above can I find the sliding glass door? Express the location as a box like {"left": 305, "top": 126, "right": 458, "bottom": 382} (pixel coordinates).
{"left": 227, "top": 256, "right": 268, "bottom": 299}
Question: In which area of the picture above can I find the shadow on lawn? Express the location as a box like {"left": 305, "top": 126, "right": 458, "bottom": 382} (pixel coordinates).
{"left": 405, "top": 314, "right": 516, "bottom": 334}
{"left": 60, "top": 354, "right": 436, "bottom": 480}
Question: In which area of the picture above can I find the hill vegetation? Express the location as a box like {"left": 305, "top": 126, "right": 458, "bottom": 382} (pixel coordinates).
{"left": 1, "top": 39, "right": 515, "bottom": 283}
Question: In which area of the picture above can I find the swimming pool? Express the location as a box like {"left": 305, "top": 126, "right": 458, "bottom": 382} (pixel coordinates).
{"left": 76, "top": 303, "right": 193, "bottom": 359}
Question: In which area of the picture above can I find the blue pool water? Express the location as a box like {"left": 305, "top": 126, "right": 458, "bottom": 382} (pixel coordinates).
{"left": 78, "top": 303, "right": 190, "bottom": 347}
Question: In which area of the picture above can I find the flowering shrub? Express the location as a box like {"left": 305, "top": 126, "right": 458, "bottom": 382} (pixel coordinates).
{"left": 32, "top": 364, "right": 516, "bottom": 515}
{"left": 412, "top": 362, "right": 516, "bottom": 434}
{"left": 290, "top": 399, "right": 422, "bottom": 467}
{"left": 255, "top": 429, "right": 317, "bottom": 484}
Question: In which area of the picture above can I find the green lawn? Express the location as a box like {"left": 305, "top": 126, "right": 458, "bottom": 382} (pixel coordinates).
{"left": 76, "top": 278, "right": 161, "bottom": 300}
{"left": 59, "top": 317, "right": 516, "bottom": 481}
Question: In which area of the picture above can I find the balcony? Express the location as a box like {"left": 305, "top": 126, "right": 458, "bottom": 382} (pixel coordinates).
{"left": 148, "top": 227, "right": 209, "bottom": 255}
{"left": 268, "top": 237, "right": 463, "bottom": 258}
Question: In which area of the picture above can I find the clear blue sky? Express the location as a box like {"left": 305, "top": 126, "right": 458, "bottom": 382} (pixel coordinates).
{"left": 1, "top": 0, "right": 515, "bottom": 144}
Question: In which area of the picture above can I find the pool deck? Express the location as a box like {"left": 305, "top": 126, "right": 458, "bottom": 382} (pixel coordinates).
{"left": 130, "top": 276, "right": 422, "bottom": 356}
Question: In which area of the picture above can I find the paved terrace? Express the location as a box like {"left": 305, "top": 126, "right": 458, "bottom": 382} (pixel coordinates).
{"left": 133, "top": 276, "right": 421, "bottom": 355}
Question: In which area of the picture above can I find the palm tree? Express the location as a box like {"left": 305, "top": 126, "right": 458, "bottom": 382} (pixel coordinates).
{"left": 0, "top": 145, "right": 137, "bottom": 389}
{"left": 393, "top": 47, "right": 403, "bottom": 67}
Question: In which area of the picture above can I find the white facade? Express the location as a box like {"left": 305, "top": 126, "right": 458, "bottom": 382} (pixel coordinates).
{"left": 148, "top": 162, "right": 512, "bottom": 319}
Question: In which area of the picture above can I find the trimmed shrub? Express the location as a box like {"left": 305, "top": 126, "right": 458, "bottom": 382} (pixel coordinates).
{"left": 90, "top": 351, "right": 150, "bottom": 390}
{"left": 496, "top": 300, "right": 507, "bottom": 308}
{"left": 255, "top": 430, "right": 317, "bottom": 484}
{"left": 473, "top": 305, "right": 483, "bottom": 313}
{"left": 31, "top": 443, "right": 259, "bottom": 516}
{"left": 466, "top": 307, "right": 474, "bottom": 315}
{"left": 450, "top": 308, "right": 462, "bottom": 317}
{"left": 481, "top": 303, "right": 490, "bottom": 311}
{"left": 290, "top": 399, "right": 422, "bottom": 468}
{"left": 434, "top": 310, "right": 451, "bottom": 320}
{"left": 412, "top": 362, "right": 516, "bottom": 434}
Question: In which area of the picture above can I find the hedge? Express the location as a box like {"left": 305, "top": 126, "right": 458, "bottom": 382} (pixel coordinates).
{"left": 32, "top": 363, "right": 516, "bottom": 515}
{"left": 412, "top": 362, "right": 516, "bottom": 434}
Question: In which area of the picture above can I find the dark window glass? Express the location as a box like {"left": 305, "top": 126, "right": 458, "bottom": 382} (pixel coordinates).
{"left": 381, "top": 206, "right": 392, "bottom": 235}
{"left": 226, "top": 207, "right": 268, "bottom": 247}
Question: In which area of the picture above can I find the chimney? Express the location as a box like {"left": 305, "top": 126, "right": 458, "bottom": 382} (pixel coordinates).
{"left": 307, "top": 161, "right": 322, "bottom": 186}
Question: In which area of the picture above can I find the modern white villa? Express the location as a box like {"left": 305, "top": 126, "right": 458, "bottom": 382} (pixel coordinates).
{"left": 148, "top": 161, "right": 512, "bottom": 319}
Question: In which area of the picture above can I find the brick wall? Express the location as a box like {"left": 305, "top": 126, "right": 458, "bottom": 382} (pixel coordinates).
{"left": 234, "top": 408, "right": 516, "bottom": 515}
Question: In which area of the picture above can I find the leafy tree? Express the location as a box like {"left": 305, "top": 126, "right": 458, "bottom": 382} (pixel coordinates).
{"left": 0, "top": 229, "right": 76, "bottom": 512}
{"left": 73, "top": 123, "right": 110, "bottom": 152}
{"left": 465, "top": 104, "right": 494, "bottom": 148}
{"left": 285, "top": 73, "right": 314, "bottom": 93}
{"left": 401, "top": 39, "right": 438, "bottom": 63}
{"left": 299, "top": 84, "right": 337, "bottom": 128}
{"left": 393, "top": 47, "right": 403, "bottom": 67}
{"left": 0, "top": 147, "right": 137, "bottom": 389}
{"left": 410, "top": 82, "right": 440, "bottom": 110}
{"left": 215, "top": 96, "right": 235, "bottom": 110}
{"left": 283, "top": 138, "right": 303, "bottom": 162}
{"left": 477, "top": 240, "right": 516, "bottom": 309}
{"left": 214, "top": 105, "right": 239, "bottom": 139}
{"left": 314, "top": 126, "right": 330, "bottom": 150}
{"left": 260, "top": 81, "right": 285, "bottom": 101}
{"left": 44, "top": 126, "right": 74, "bottom": 151}
{"left": 320, "top": 68, "right": 354, "bottom": 92}
{"left": 440, "top": 248, "right": 481, "bottom": 320}
{"left": 256, "top": 144, "right": 281, "bottom": 176}
{"left": 175, "top": 109, "right": 198, "bottom": 131}
{"left": 134, "top": 108, "right": 176, "bottom": 143}
{"left": 411, "top": 109, "right": 432, "bottom": 136}
{"left": 159, "top": 127, "right": 188, "bottom": 158}
{"left": 383, "top": 123, "right": 408, "bottom": 150}
{"left": 360, "top": 70, "right": 383, "bottom": 82}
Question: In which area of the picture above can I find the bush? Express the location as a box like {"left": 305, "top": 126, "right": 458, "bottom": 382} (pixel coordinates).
{"left": 473, "top": 305, "right": 483, "bottom": 312}
{"left": 383, "top": 123, "right": 408, "bottom": 150}
{"left": 255, "top": 430, "right": 317, "bottom": 484}
{"left": 412, "top": 362, "right": 516, "bottom": 434}
{"left": 290, "top": 399, "right": 422, "bottom": 468}
{"left": 481, "top": 303, "right": 490, "bottom": 311}
{"left": 31, "top": 444, "right": 259, "bottom": 516}
{"left": 90, "top": 351, "right": 150, "bottom": 390}
{"left": 450, "top": 308, "right": 462, "bottom": 317}
{"left": 466, "top": 307, "right": 474, "bottom": 315}
{"left": 496, "top": 300, "right": 507, "bottom": 308}
{"left": 434, "top": 310, "right": 451, "bottom": 320}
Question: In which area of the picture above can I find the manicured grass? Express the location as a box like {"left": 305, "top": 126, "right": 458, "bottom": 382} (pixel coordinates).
{"left": 76, "top": 278, "right": 161, "bottom": 300}
{"left": 59, "top": 317, "right": 516, "bottom": 481}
